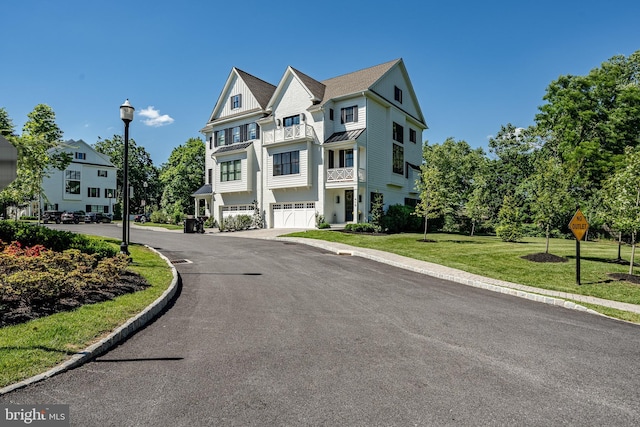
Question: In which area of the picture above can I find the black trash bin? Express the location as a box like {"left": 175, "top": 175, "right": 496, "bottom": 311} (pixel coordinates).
{"left": 184, "top": 218, "right": 197, "bottom": 233}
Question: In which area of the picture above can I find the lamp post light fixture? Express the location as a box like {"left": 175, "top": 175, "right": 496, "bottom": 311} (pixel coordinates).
{"left": 119, "top": 99, "right": 135, "bottom": 255}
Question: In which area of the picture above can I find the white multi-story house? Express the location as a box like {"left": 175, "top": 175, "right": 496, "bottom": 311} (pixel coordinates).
{"left": 41, "top": 139, "right": 118, "bottom": 215}
{"left": 195, "top": 59, "right": 427, "bottom": 228}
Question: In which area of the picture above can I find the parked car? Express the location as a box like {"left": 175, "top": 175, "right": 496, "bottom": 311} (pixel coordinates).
{"left": 61, "top": 211, "right": 81, "bottom": 224}
{"left": 85, "top": 212, "right": 112, "bottom": 223}
{"left": 134, "top": 213, "right": 149, "bottom": 223}
{"left": 43, "top": 210, "right": 63, "bottom": 224}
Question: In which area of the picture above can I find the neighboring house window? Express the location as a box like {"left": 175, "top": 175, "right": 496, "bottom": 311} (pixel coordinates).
{"left": 232, "top": 126, "right": 241, "bottom": 143}
{"left": 220, "top": 160, "right": 241, "bottom": 182}
{"left": 339, "top": 149, "right": 354, "bottom": 168}
{"left": 65, "top": 170, "right": 81, "bottom": 194}
{"left": 409, "top": 128, "right": 417, "bottom": 144}
{"left": 86, "top": 204, "right": 107, "bottom": 213}
{"left": 230, "top": 94, "right": 241, "bottom": 109}
{"left": 340, "top": 106, "right": 358, "bottom": 124}
{"left": 97, "top": 170, "right": 108, "bottom": 177}
{"left": 393, "top": 122, "right": 404, "bottom": 143}
{"left": 394, "top": 86, "right": 403, "bottom": 103}
{"left": 329, "top": 109, "right": 334, "bottom": 120}
{"left": 392, "top": 144, "right": 404, "bottom": 175}
{"left": 207, "top": 168, "right": 212, "bottom": 184}
{"left": 248, "top": 123, "right": 257, "bottom": 140}
{"left": 75, "top": 152, "right": 86, "bottom": 160}
{"left": 104, "top": 188, "right": 116, "bottom": 198}
{"left": 283, "top": 115, "right": 300, "bottom": 127}
{"left": 273, "top": 151, "right": 300, "bottom": 176}
{"left": 88, "top": 187, "right": 100, "bottom": 198}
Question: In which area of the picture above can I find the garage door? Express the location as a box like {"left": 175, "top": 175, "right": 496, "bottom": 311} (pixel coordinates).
{"left": 272, "top": 202, "right": 315, "bottom": 228}
{"left": 221, "top": 205, "right": 254, "bottom": 219}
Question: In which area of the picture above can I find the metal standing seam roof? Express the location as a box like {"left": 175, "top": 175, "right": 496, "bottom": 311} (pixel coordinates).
{"left": 324, "top": 128, "right": 367, "bottom": 144}
{"left": 212, "top": 141, "right": 253, "bottom": 155}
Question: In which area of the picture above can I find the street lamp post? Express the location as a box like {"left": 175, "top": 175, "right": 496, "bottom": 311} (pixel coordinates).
{"left": 120, "top": 99, "right": 134, "bottom": 255}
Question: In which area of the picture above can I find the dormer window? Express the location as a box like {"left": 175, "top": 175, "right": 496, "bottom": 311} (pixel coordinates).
{"left": 230, "top": 94, "right": 242, "bottom": 109}
{"left": 75, "top": 152, "right": 86, "bottom": 160}
{"left": 340, "top": 106, "right": 358, "bottom": 124}
{"left": 394, "top": 86, "right": 403, "bottom": 103}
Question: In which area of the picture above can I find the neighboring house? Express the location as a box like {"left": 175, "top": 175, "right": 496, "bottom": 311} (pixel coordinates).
{"left": 41, "top": 139, "right": 118, "bottom": 215}
{"left": 194, "top": 58, "right": 427, "bottom": 228}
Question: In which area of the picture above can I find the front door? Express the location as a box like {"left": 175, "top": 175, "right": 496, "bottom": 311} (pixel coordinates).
{"left": 345, "top": 190, "right": 354, "bottom": 222}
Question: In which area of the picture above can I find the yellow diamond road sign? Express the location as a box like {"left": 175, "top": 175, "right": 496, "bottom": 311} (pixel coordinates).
{"left": 569, "top": 209, "right": 589, "bottom": 241}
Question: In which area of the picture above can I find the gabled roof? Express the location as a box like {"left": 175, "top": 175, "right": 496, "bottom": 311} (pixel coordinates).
{"left": 320, "top": 59, "right": 399, "bottom": 104}
{"left": 206, "top": 68, "right": 276, "bottom": 124}
{"left": 266, "top": 66, "right": 325, "bottom": 111}
{"left": 235, "top": 69, "right": 276, "bottom": 110}
{"left": 290, "top": 67, "right": 325, "bottom": 103}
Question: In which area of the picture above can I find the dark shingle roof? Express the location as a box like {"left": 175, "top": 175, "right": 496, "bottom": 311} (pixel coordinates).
{"left": 324, "top": 128, "right": 366, "bottom": 144}
{"left": 192, "top": 184, "right": 212, "bottom": 196}
{"left": 290, "top": 67, "right": 326, "bottom": 102}
{"left": 212, "top": 141, "right": 253, "bottom": 155}
{"left": 235, "top": 69, "right": 276, "bottom": 110}
{"left": 320, "top": 59, "right": 400, "bottom": 104}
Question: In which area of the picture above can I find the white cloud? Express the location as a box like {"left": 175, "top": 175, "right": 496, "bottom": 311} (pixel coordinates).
{"left": 138, "top": 106, "right": 174, "bottom": 127}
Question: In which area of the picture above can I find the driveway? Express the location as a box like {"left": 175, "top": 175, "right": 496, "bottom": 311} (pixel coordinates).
{"left": 2, "top": 224, "right": 639, "bottom": 425}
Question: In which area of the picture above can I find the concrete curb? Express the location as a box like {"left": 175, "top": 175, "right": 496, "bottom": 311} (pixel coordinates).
{"left": 0, "top": 246, "right": 179, "bottom": 396}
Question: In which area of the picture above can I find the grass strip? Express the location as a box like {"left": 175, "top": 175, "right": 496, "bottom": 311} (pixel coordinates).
{"left": 0, "top": 241, "right": 173, "bottom": 388}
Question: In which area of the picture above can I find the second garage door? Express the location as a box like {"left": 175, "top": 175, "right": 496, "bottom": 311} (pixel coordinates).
{"left": 272, "top": 202, "right": 315, "bottom": 228}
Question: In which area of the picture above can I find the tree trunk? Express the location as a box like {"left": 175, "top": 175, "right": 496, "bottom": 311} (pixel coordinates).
{"left": 618, "top": 232, "right": 623, "bottom": 261}
{"left": 423, "top": 216, "right": 428, "bottom": 242}
{"left": 470, "top": 220, "right": 475, "bottom": 237}
{"left": 630, "top": 232, "right": 636, "bottom": 275}
{"left": 545, "top": 223, "right": 550, "bottom": 254}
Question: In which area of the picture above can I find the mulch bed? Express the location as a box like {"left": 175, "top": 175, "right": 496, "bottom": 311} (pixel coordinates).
{"left": 0, "top": 271, "right": 149, "bottom": 327}
{"left": 521, "top": 253, "right": 569, "bottom": 263}
{"left": 607, "top": 273, "right": 640, "bottom": 285}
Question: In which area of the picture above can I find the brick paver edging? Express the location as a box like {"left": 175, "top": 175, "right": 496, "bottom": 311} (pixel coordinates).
{"left": 0, "top": 246, "right": 179, "bottom": 395}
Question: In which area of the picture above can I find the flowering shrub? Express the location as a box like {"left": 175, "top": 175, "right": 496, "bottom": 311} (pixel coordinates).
{"left": 2, "top": 241, "right": 49, "bottom": 257}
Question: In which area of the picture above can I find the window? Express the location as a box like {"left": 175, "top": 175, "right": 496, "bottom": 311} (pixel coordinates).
{"left": 104, "top": 188, "right": 116, "bottom": 198}
{"left": 340, "top": 106, "right": 358, "bottom": 124}
{"left": 88, "top": 187, "right": 100, "bottom": 198}
{"left": 393, "top": 122, "right": 404, "bottom": 143}
{"left": 394, "top": 86, "right": 403, "bottom": 103}
{"left": 230, "top": 94, "right": 241, "bottom": 109}
{"left": 339, "top": 149, "right": 354, "bottom": 168}
{"left": 273, "top": 150, "right": 300, "bottom": 176}
{"left": 283, "top": 115, "right": 300, "bottom": 127}
{"left": 216, "top": 130, "right": 225, "bottom": 147}
{"left": 248, "top": 123, "right": 257, "bottom": 140}
{"left": 97, "top": 170, "right": 108, "bottom": 177}
{"left": 328, "top": 150, "right": 334, "bottom": 169}
{"left": 207, "top": 168, "right": 212, "bottom": 184}
{"left": 65, "top": 170, "right": 81, "bottom": 194}
{"left": 220, "top": 160, "right": 241, "bottom": 182}
{"left": 209, "top": 136, "right": 213, "bottom": 149}
{"left": 409, "top": 128, "right": 417, "bottom": 144}
{"left": 393, "top": 144, "right": 404, "bottom": 175}
{"left": 329, "top": 109, "right": 334, "bottom": 120}
{"left": 75, "top": 152, "right": 86, "bottom": 160}
{"left": 232, "top": 126, "right": 241, "bottom": 143}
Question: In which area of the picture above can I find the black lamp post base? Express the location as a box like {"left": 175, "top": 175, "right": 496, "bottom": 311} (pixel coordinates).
{"left": 120, "top": 241, "right": 129, "bottom": 255}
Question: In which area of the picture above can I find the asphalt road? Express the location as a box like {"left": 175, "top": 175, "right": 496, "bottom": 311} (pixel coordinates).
{"left": 2, "top": 224, "right": 640, "bottom": 426}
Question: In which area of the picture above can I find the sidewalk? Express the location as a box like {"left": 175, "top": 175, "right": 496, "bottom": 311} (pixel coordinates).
{"left": 218, "top": 227, "right": 640, "bottom": 317}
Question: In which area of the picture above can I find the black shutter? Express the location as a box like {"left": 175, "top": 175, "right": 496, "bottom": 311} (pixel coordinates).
{"left": 340, "top": 108, "right": 345, "bottom": 124}
{"left": 225, "top": 128, "right": 232, "bottom": 145}
{"left": 353, "top": 106, "right": 358, "bottom": 122}
{"left": 238, "top": 93, "right": 242, "bottom": 108}
{"left": 256, "top": 123, "right": 260, "bottom": 139}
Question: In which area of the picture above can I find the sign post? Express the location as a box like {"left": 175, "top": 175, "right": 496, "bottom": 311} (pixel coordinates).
{"left": 569, "top": 208, "right": 589, "bottom": 285}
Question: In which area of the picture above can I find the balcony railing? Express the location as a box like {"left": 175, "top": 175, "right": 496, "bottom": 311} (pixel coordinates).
{"left": 263, "top": 124, "right": 315, "bottom": 145}
{"left": 327, "top": 167, "right": 366, "bottom": 183}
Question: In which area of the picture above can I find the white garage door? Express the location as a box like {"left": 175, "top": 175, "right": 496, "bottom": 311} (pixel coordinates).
{"left": 221, "top": 205, "right": 254, "bottom": 219}
{"left": 272, "top": 202, "right": 315, "bottom": 228}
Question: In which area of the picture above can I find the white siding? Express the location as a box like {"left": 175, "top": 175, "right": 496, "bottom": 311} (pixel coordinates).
{"left": 217, "top": 75, "right": 262, "bottom": 118}
{"left": 266, "top": 141, "right": 311, "bottom": 189}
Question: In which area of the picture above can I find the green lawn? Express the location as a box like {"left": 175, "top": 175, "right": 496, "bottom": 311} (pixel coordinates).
{"left": 0, "top": 241, "right": 174, "bottom": 389}
{"left": 286, "top": 230, "right": 640, "bottom": 321}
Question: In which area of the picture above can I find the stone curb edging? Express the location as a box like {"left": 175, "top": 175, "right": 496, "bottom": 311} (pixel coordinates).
{"left": 278, "top": 237, "right": 602, "bottom": 317}
{"left": 0, "top": 246, "right": 179, "bottom": 396}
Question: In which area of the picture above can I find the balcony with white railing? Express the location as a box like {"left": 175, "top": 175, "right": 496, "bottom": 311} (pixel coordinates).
{"left": 263, "top": 124, "right": 316, "bottom": 145}
{"left": 326, "top": 167, "right": 366, "bottom": 186}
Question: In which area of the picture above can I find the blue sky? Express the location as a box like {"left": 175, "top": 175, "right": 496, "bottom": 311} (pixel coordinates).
{"left": 1, "top": 0, "right": 638, "bottom": 165}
